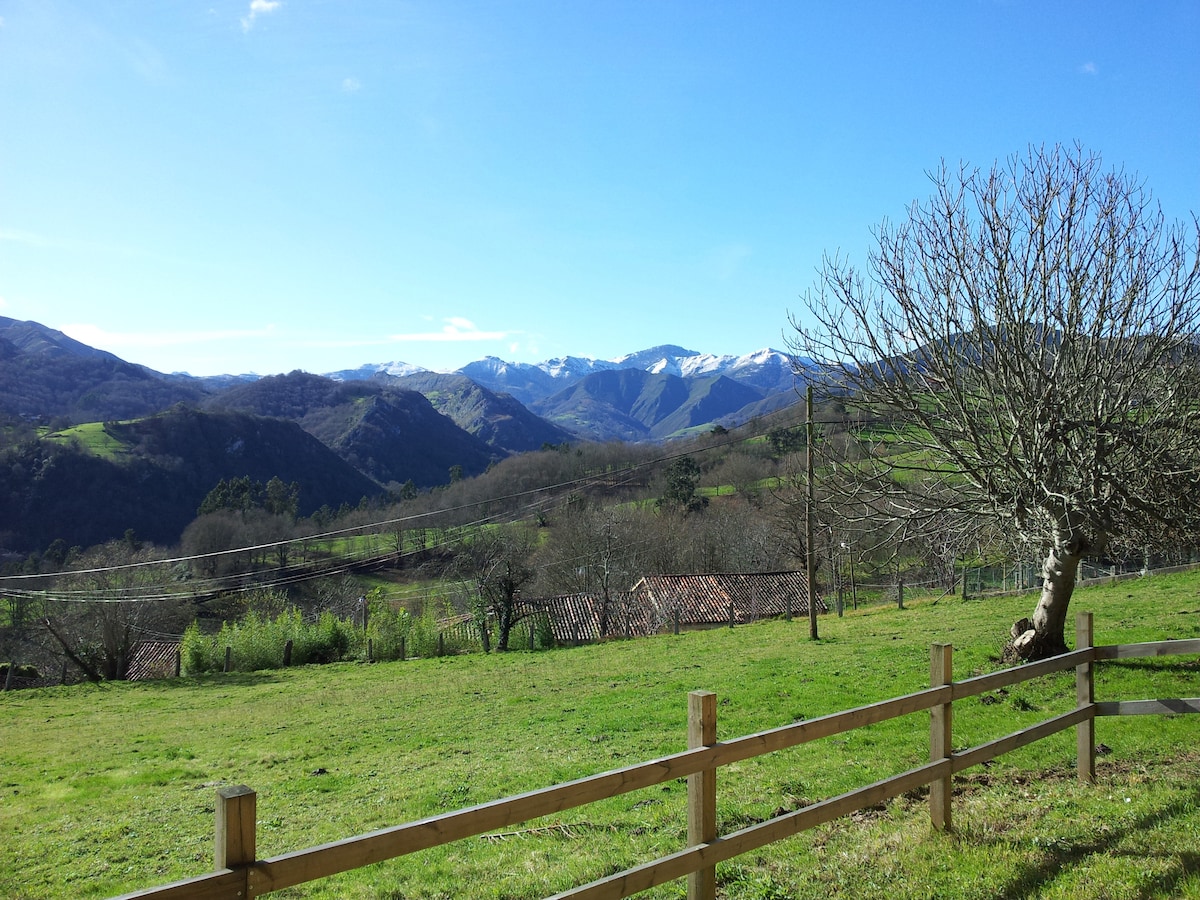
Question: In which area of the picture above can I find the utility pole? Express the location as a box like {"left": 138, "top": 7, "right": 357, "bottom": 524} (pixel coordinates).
{"left": 806, "top": 384, "right": 818, "bottom": 641}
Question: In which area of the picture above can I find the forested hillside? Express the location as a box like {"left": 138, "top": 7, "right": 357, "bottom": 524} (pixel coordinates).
{"left": 391, "top": 371, "right": 574, "bottom": 452}
{"left": 532, "top": 369, "right": 769, "bottom": 440}
{"left": 0, "top": 319, "right": 806, "bottom": 563}
{"left": 0, "top": 407, "right": 382, "bottom": 552}
{"left": 205, "top": 371, "right": 500, "bottom": 487}
{"left": 0, "top": 317, "right": 204, "bottom": 422}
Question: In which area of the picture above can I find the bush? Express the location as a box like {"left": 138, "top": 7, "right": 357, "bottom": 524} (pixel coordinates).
{"left": 367, "top": 597, "right": 413, "bottom": 661}
{"left": 180, "top": 621, "right": 220, "bottom": 674}
{"left": 219, "top": 612, "right": 284, "bottom": 672}
{"left": 407, "top": 603, "right": 444, "bottom": 658}
{"left": 294, "top": 611, "right": 353, "bottom": 665}
{"left": 178, "top": 589, "right": 496, "bottom": 673}
{"left": 181, "top": 606, "right": 363, "bottom": 674}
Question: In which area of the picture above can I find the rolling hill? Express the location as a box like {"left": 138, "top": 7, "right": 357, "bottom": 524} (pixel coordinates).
{"left": 203, "top": 372, "right": 499, "bottom": 488}
{"left": 532, "top": 369, "right": 771, "bottom": 441}
{"left": 0, "top": 317, "right": 808, "bottom": 554}
{"left": 0, "top": 407, "right": 382, "bottom": 552}
{"left": 0, "top": 316, "right": 205, "bottom": 422}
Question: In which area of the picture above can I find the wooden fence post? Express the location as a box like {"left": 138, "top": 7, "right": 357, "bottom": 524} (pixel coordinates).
{"left": 224, "top": 646, "right": 232, "bottom": 673}
{"left": 929, "top": 643, "right": 953, "bottom": 831}
{"left": 687, "top": 691, "right": 717, "bottom": 900}
{"left": 215, "top": 785, "right": 256, "bottom": 893}
{"left": 1076, "top": 611, "right": 1096, "bottom": 783}
{"left": 283, "top": 639, "right": 293, "bottom": 667}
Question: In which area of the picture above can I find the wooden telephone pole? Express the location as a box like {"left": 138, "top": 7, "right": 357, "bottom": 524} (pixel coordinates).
{"left": 806, "top": 384, "right": 818, "bottom": 641}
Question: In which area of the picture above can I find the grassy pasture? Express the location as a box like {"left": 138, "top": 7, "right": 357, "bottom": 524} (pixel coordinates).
{"left": 42, "top": 422, "right": 132, "bottom": 461}
{"left": 2, "top": 574, "right": 1199, "bottom": 899}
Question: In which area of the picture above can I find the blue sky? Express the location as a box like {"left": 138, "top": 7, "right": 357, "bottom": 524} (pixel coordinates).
{"left": 1, "top": 1, "right": 1197, "bottom": 377}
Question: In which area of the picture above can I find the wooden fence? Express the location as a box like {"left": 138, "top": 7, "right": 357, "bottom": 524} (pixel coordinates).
{"left": 111, "top": 611, "right": 1200, "bottom": 900}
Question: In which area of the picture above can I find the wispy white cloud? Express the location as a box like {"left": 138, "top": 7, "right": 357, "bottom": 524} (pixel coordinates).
{"left": 241, "top": 0, "right": 282, "bottom": 33}
{"left": 1079, "top": 61, "right": 1098, "bottom": 76}
{"left": 342, "top": 77, "right": 362, "bottom": 93}
{"left": 124, "top": 36, "right": 167, "bottom": 84}
{"left": 710, "top": 242, "right": 752, "bottom": 280}
{"left": 61, "top": 323, "right": 278, "bottom": 350}
{"left": 0, "top": 228, "right": 54, "bottom": 248}
{"left": 0, "top": 227, "right": 182, "bottom": 263}
{"left": 389, "top": 317, "right": 511, "bottom": 343}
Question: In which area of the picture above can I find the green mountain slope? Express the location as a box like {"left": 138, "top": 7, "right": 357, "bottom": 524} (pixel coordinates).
{"left": 391, "top": 372, "right": 575, "bottom": 451}
{"left": 0, "top": 317, "right": 205, "bottom": 423}
{"left": 206, "top": 372, "right": 497, "bottom": 488}
{"left": 532, "top": 369, "right": 767, "bottom": 440}
{"left": 0, "top": 407, "right": 382, "bottom": 552}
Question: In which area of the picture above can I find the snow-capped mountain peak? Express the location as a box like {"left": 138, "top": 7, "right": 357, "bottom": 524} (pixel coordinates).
{"left": 325, "top": 360, "right": 430, "bottom": 381}
{"left": 320, "top": 345, "right": 803, "bottom": 405}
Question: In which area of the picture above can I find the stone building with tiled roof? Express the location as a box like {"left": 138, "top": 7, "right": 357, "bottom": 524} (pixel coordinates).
{"left": 515, "top": 573, "right": 825, "bottom": 645}
{"left": 630, "top": 571, "right": 825, "bottom": 630}
{"left": 518, "top": 591, "right": 653, "bottom": 643}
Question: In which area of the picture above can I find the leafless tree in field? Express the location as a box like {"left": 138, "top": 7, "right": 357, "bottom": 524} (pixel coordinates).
{"left": 789, "top": 144, "right": 1200, "bottom": 658}
{"left": 41, "top": 541, "right": 189, "bottom": 680}
{"left": 455, "top": 525, "right": 538, "bottom": 652}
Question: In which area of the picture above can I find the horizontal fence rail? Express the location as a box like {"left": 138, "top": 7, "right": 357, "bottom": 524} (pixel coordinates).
{"left": 112, "top": 612, "right": 1200, "bottom": 900}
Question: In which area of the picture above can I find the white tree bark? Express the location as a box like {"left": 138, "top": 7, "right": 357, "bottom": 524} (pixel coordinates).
{"left": 1027, "top": 543, "right": 1083, "bottom": 657}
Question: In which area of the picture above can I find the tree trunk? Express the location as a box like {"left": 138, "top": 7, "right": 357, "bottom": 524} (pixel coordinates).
{"left": 496, "top": 604, "right": 513, "bottom": 652}
{"left": 1020, "top": 543, "right": 1082, "bottom": 659}
{"left": 42, "top": 617, "right": 103, "bottom": 683}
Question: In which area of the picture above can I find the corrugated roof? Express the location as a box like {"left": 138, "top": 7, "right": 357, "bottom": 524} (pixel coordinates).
{"left": 126, "top": 641, "right": 180, "bottom": 681}
{"left": 518, "top": 592, "right": 654, "bottom": 642}
{"left": 631, "top": 571, "right": 825, "bottom": 626}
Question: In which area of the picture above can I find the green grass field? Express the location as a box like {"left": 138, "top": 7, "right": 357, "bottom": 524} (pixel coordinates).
{"left": 42, "top": 422, "right": 132, "bottom": 460}
{"left": 2, "top": 574, "right": 1198, "bottom": 899}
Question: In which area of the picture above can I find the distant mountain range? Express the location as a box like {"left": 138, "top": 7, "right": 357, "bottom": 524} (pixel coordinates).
{"left": 0, "top": 316, "right": 808, "bottom": 553}
{"left": 334, "top": 344, "right": 805, "bottom": 441}
{"left": 330, "top": 344, "right": 800, "bottom": 407}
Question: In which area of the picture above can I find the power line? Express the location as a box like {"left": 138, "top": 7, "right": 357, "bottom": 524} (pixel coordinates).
{"left": 4, "top": 398, "right": 840, "bottom": 602}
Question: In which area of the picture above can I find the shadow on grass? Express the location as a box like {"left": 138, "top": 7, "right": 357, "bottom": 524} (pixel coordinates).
{"left": 1105, "top": 657, "right": 1200, "bottom": 673}
{"left": 135, "top": 671, "right": 286, "bottom": 689}
{"left": 990, "top": 784, "right": 1200, "bottom": 899}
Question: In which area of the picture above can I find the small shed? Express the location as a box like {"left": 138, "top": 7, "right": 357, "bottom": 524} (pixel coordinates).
{"left": 126, "top": 641, "right": 181, "bottom": 681}
{"left": 630, "top": 571, "right": 825, "bottom": 630}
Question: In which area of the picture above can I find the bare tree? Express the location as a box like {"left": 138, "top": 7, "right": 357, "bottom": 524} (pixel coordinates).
{"left": 455, "top": 525, "right": 537, "bottom": 651}
{"left": 789, "top": 144, "right": 1200, "bottom": 658}
{"left": 41, "top": 541, "right": 190, "bottom": 681}
{"left": 535, "top": 506, "right": 645, "bottom": 637}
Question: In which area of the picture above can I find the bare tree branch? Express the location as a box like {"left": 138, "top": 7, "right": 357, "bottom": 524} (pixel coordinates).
{"left": 789, "top": 144, "right": 1200, "bottom": 658}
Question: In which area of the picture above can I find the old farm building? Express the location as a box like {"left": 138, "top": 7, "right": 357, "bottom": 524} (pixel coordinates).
{"left": 523, "top": 571, "right": 824, "bottom": 644}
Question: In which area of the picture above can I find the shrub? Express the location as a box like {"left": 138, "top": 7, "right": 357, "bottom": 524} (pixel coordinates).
{"left": 221, "top": 611, "right": 286, "bottom": 672}
{"left": 181, "top": 606, "right": 365, "bottom": 673}
{"left": 294, "top": 611, "right": 353, "bottom": 665}
{"left": 367, "top": 597, "right": 413, "bottom": 661}
{"left": 180, "top": 621, "right": 219, "bottom": 674}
